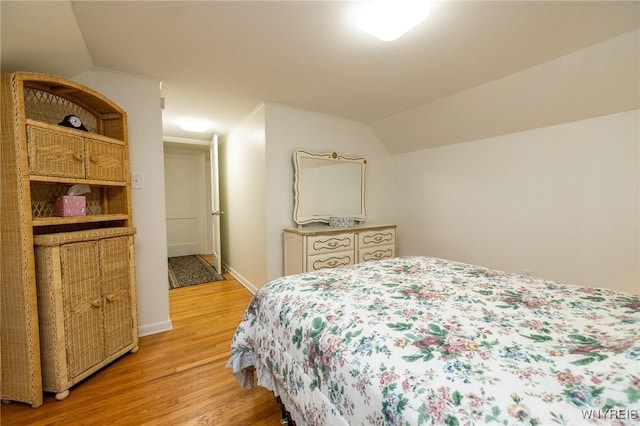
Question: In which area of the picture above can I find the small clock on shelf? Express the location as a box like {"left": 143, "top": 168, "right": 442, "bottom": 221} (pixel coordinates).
{"left": 58, "top": 114, "right": 88, "bottom": 132}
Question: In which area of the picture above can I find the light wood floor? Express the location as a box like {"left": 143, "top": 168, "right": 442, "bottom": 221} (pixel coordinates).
{"left": 1, "top": 271, "right": 282, "bottom": 425}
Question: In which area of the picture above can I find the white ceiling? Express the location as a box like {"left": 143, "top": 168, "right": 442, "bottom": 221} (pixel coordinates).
{"left": 2, "top": 1, "right": 639, "bottom": 149}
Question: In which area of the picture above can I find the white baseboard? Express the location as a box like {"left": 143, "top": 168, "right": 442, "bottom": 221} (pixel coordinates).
{"left": 138, "top": 319, "right": 173, "bottom": 337}
{"left": 222, "top": 262, "right": 259, "bottom": 295}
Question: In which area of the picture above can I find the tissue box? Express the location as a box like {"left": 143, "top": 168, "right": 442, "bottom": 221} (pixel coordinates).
{"left": 53, "top": 195, "right": 86, "bottom": 217}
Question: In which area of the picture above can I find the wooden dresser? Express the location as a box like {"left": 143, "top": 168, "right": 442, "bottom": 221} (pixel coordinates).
{"left": 283, "top": 224, "right": 396, "bottom": 276}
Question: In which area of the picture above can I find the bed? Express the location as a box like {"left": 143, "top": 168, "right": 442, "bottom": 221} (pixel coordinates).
{"left": 226, "top": 256, "right": 640, "bottom": 425}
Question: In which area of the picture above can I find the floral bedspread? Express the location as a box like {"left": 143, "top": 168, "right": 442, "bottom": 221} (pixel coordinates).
{"left": 226, "top": 257, "right": 640, "bottom": 425}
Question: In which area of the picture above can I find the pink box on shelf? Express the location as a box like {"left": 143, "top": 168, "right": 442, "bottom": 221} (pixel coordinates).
{"left": 53, "top": 195, "right": 86, "bottom": 217}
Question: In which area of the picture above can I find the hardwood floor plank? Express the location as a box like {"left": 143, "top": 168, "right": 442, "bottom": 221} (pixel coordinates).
{"left": 1, "top": 272, "right": 282, "bottom": 425}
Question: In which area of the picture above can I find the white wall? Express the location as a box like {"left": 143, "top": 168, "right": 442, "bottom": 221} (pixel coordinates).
{"left": 220, "top": 104, "right": 268, "bottom": 292}
{"left": 394, "top": 110, "right": 639, "bottom": 294}
{"left": 220, "top": 102, "right": 395, "bottom": 290}
{"left": 264, "top": 102, "right": 395, "bottom": 283}
{"left": 73, "top": 68, "right": 172, "bottom": 335}
{"left": 387, "top": 29, "right": 640, "bottom": 295}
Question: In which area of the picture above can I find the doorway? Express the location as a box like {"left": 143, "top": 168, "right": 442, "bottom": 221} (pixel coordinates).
{"left": 163, "top": 141, "right": 219, "bottom": 267}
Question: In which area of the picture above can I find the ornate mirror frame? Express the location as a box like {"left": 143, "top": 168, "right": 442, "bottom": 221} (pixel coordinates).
{"left": 293, "top": 150, "right": 367, "bottom": 225}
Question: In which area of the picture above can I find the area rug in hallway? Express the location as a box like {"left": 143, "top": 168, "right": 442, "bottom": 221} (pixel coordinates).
{"left": 168, "top": 255, "right": 225, "bottom": 289}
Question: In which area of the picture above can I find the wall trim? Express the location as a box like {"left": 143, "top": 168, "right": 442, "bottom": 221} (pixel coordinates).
{"left": 138, "top": 319, "right": 173, "bottom": 337}
{"left": 223, "top": 262, "right": 259, "bottom": 295}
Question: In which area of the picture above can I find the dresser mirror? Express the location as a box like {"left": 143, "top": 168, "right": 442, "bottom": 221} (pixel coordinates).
{"left": 293, "top": 150, "right": 366, "bottom": 225}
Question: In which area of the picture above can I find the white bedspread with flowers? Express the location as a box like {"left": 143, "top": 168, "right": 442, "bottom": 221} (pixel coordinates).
{"left": 227, "top": 256, "right": 640, "bottom": 425}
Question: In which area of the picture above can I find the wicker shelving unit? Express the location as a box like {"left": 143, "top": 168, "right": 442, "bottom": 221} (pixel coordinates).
{"left": 1, "top": 72, "right": 139, "bottom": 407}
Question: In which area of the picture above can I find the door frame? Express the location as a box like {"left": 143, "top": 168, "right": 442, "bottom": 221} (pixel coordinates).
{"left": 209, "top": 134, "right": 222, "bottom": 273}
{"left": 163, "top": 138, "right": 220, "bottom": 264}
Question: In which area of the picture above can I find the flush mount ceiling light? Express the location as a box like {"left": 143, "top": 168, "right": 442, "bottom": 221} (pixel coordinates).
{"left": 356, "top": 0, "right": 431, "bottom": 42}
{"left": 180, "top": 119, "right": 210, "bottom": 133}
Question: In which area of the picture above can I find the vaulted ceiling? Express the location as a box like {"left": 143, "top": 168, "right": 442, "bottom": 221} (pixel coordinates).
{"left": 2, "top": 1, "right": 639, "bottom": 151}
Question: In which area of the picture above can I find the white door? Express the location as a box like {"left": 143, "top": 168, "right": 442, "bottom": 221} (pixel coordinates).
{"left": 164, "top": 150, "right": 207, "bottom": 257}
{"left": 209, "top": 135, "right": 222, "bottom": 273}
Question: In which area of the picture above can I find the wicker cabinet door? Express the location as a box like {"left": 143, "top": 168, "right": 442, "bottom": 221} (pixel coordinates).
{"left": 60, "top": 241, "right": 105, "bottom": 379}
{"left": 27, "top": 125, "right": 85, "bottom": 178}
{"left": 99, "top": 236, "right": 135, "bottom": 356}
{"left": 85, "top": 138, "right": 126, "bottom": 181}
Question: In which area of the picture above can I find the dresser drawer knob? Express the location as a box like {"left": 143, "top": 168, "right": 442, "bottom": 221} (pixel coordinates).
{"left": 91, "top": 299, "right": 102, "bottom": 308}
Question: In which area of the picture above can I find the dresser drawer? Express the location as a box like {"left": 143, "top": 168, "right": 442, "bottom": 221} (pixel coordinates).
{"left": 358, "top": 228, "right": 396, "bottom": 248}
{"left": 307, "top": 233, "right": 355, "bottom": 255}
{"left": 283, "top": 225, "right": 396, "bottom": 276}
{"left": 307, "top": 251, "right": 355, "bottom": 271}
{"left": 359, "top": 245, "right": 395, "bottom": 263}
{"left": 85, "top": 138, "right": 127, "bottom": 181}
{"left": 27, "top": 125, "right": 85, "bottom": 178}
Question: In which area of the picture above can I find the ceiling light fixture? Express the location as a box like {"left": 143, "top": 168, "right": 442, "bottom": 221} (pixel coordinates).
{"left": 180, "top": 119, "right": 210, "bottom": 133}
{"left": 356, "top": 0, "right": 431, "bottom": 42}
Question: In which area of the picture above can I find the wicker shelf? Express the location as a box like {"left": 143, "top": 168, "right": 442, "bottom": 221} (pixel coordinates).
{"left": 30, "top": 175, "right": 128, "bottom": 186}
{"left": 33, "top": 214, "right": 130, "bottom": 227}
{"left": 1, "top": 72, "right": 138, "bottom": 407}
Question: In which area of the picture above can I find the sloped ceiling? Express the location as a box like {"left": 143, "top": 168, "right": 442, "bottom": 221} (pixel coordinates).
{"left": 1, "top": 1, "right": 639, "bottom": 153}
